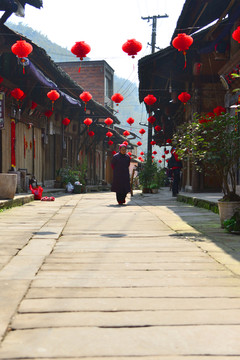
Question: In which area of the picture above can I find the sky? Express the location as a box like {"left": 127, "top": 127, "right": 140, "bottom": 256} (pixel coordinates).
{"left": 7, "top": 0, "right": 186, "bottom": 83}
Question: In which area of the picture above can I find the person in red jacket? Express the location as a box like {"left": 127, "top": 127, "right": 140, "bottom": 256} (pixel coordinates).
{"left": 168, "top": 147, "right": 183, "bottom": 197}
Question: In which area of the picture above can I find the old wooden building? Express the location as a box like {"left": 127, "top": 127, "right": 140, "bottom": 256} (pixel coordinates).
{"left": 138, "top": 0, "right": 240, "bottom": 194}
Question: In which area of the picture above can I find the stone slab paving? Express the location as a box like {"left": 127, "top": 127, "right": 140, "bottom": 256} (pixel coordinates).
{"left": 0, "top": 189, "right": 240, "bottom": 359}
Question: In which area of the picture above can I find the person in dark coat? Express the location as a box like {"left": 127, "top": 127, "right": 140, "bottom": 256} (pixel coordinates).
{"left": 168, "top": 147, "right": 183, "bottom": 197}
{"left": 111, "top": 144, "right": 131, "bottom": 205}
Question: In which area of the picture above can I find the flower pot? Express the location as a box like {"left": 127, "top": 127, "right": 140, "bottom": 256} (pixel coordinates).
{"left": 0, "top": 173, "right": 17, "bottom": 199}
{"left": 142, "top": 188, "right": 151, "bottom": 193}
{"left": 151, "top": 188, "right": 158, "bottom": 194}
{"left": 218, "top": 200, "right": 240, "bottom": 228}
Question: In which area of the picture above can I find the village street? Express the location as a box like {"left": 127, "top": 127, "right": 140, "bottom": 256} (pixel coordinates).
{"left": 0, "top": 189, "right": 240, "bottom": 359}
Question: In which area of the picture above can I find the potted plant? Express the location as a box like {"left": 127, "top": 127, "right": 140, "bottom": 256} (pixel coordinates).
{"left": 173, "top": 107, "right": 240, "bottom": 226}
{"left": 149, "top": 183, "right": 159, "bottom": 193}
{"left": 138, "top": 156, "right": 158, "bottom": 193}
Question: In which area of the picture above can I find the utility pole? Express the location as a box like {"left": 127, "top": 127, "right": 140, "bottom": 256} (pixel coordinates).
{"left": 141, "top": 14, "right": 168, "bottom": 156}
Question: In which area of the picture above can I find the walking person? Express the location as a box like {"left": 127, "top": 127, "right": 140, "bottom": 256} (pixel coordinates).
{"left": 168, "top": 147, "right": 183, "bottom": 197}
{"left": 111, "top": 144, "right": 131, "bottom": 205}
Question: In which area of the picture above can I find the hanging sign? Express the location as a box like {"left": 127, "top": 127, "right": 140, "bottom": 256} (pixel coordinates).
{"left": 0, "top": 92, "right": 5, "bottom": 129}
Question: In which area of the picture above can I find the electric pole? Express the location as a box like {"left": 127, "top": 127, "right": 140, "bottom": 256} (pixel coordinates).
{"left": 141, "top": 14, "right": 168, "bottom": 156}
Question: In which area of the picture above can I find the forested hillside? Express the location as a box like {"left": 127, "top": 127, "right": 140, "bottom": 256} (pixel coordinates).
{"left": 7, "top": 22, "right": 148, "bottom": 150}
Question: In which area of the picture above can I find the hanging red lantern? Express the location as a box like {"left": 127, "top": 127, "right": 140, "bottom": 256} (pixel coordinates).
{"left": 122, "top": 39, "right": 142, "bottom": 58}
{"left": 104, "top": 117, "right": 113, "bottom": 126}
{"left": 166, "top": 138, "right": 172, "bottom": 144}
{"left": 123, "top": 141, "right": 128, "bottom": 146}
{"left": 112, "top": 150, "right": 117, "bottom": 155}
{"left": 140, "top": 151, "right": 144, "bottom": 156}
{"left": 232, "top": 26, "right": 240, "bottom": 43}
{"left": 106, "top": 131, "right": 113, "bottom": 138}
{"left": 83, "top": 118, "right": 93, "bottom": 128}
{"left": 123, "top": 130, "right": 130, "bottom": 137}
{"left": 62, "top": 118, "right": 70, "bottom": 126}
{"left": 44, "top": 110, "right": 53, "bottom": 118}
{"left": 0, "top": 76, "right": 3, "bottom": 84}
{"left": 162, "top": 154, "right": 165, "bottom": 159}
{"left": 47, "top": 90, "right": 60, "bottom": 111}
{"left": 128, "top": 151, "right": 132, "bottom": 157}
{"left": 148, "top": 116, "right": 156, "bottom": 124}
{"left": 71, "top": 41, "right": 91, "bottom": 72}
{"left": 11, "top": 40, "right": 33, "bottom": 74}
{"left": 79, "top": 91, "right": 92, "bottom": 111}
{"left": 172, "top": 33, "right": 193, "bottom": 68}
{"left": 137, "top": 141, "right": 142, "bottom": 146}
{"left": 178, "top": 92, "right": 191, "bottom": 111}
{"left": 88, "top": 130, "right": 95, "bottom": 137}
{"left": 31, "top": 101, "right": 37, "bottom": 110}
{"left": 108, "top": 140, "right": 113, "bottom": 146}
{"left": 158, "top": 160, "right": 162, "bottom": 163}
{"left": 11, "top": 88, "right": 25, "bottom": 108}
{"left": 138, "top": 156, "right": 143, "bottom": 161}
{"left": 139, "top": 128, "right": 146, "bottom": 136}
{"left": 155, "top": 125, "right": 161, "bottom": 132}
{"left": 151, "top": 140, "right": 156, "bottom": 145}
{"left": 111, "top": 93, "right": 124, "bottom": 106}
{"left": 144, "top": 94, "right": 157, "bottom": 106}
{"left": 126, "top": 117, "right": 134, "bottom": 126}
{"left": 153, "top": 151, "right": 157, "bottom": 155}
{"left": 165, "top": 150, "right": 169, "bottom": 154}
{"left": 178, "top": 92, "right": 191, "bottom": 104}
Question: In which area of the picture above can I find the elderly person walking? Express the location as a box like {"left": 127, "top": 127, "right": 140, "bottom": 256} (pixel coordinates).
{"left": 111, "top": 144, "right": 131, "bottom": 205}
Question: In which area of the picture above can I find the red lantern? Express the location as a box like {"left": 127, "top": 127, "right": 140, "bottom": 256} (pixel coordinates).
{"left": 213, "top": 106, "right": 226, "bottom": 116}
{"left": 62, "top": 118, "right": 70, "bottom": 126}
{"left": 122, "top": 39, "right": 142, "bottom": 58}
{"left": 31, "top": 101, "right": 37, "bottom": 110}
{"left": 112, "top": 150, "right": 117, "bottom": 155}
{"left": 71, "top": 41, "right": 91, "bottom": 72}
{"left": 166, "top": 138, "right": 172, "bottom": 144}
{"left": 123, "top": 130, "right": 130, "bottom": 137}
{"left": 79, "top": 91, "right": 92, "bottom": 111}
{"left": 158, "top": 160, "right": 162, "bottom": 163}
{"left": 11, "top": 88, "right": 25, "bottom": 108}
{"left": 88, "top": 130, "right": 95, "bottom": 137}
{"left": 148, "top": 116, "right": 156, "bottom": 124}
{"left": 155, "top": 125, "right": 161, "bottom": 132}
{"left": 162, "top": 154, "right": 165, "bottom": 159}
{"left": 153, "top": 151, "right": 157, "bottom": 155}
{"left": 232, "top": 26, "right": 240, "bottom": 43}
{"left": 144, "top": 94, "right": 157, "bottom": 106}
{"left": 140, "top": 151, "right": 144, "bottom": 156}
{"left": 126, "top": 117, "right": 134, "bottom": 126}
{"left": 127, "top": 152, "right": 132, "bottom": 157}
{"left": 172, "top": 33, "right": 193, "bottom": 68}
{"left": 83, "top": 118, "right": 93, "bottom": 128}
{"left": 178, "top": 92, "right": 191, "bottom": 111}
{"left": 11, "top": 40, "right": 33, "bottom": 74}
{"left": 139, "top": 128, "right": 146, "bottom": 136}
{"left": 111, "top": 93, "right": 124, "bottom": 106}
{"left": 106, "top": 131, "right": 113, "bottom": 138}
{"left": 137, "top": 141, "right": 142, "bottom": 146}
{"left": 108, "top": 140, "right": 113, "bottom": 146}
{"left": 151, "top": 140, "right": 156, "bottom": 145}
{"left": 0, "top": 76, "right": 3, "bottom": 84}
{"left": 47, "top": 90, "right": 60, "bottom": 110}
{"left": 104, "top": 117, "right": 113, "bottom": 126}
{"left": 44, "top": 110, "right": 53, "bottom": 118}
{"left": 165, "top": 150, "right": 169, "bottom": 154}
{"left": 123, "top": 141, "right": 128, "bottom": 146}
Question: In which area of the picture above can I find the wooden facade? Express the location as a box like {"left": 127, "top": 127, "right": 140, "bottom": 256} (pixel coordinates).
{"left": 138, "top": 0, "right": 240, "bottom": 194}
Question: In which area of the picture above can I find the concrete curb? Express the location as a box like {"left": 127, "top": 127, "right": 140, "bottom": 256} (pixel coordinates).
{"left": 177, "top": 194, "right": 219, "bottom": 214}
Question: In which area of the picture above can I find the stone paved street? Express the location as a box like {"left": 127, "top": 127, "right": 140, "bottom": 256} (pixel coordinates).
{"left": 0, "top": 189, "right": 240, "bottom": 359}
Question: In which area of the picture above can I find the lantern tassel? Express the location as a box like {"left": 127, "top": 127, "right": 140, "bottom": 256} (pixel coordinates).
{"left": 183, "top": 51, "right": 187, "bottom": 69}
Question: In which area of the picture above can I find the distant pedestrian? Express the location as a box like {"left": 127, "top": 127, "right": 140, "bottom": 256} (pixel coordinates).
{"left": 168, "top": 147, "right": 182, "bottom": 197}
{"left": 111, "top": 144, "right": 131, "bottom": 205}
